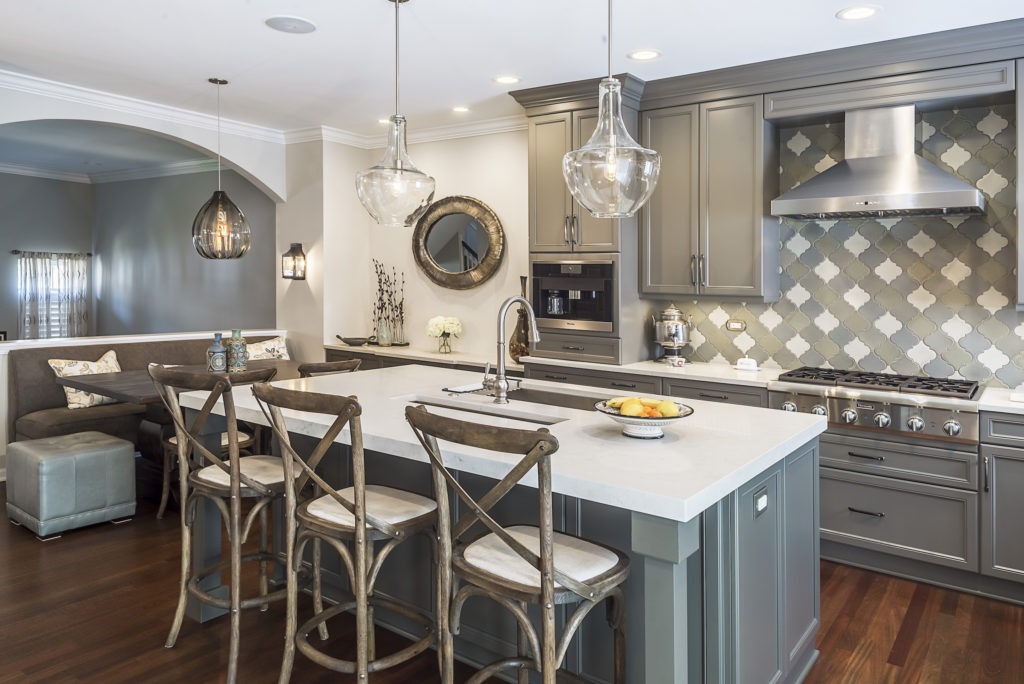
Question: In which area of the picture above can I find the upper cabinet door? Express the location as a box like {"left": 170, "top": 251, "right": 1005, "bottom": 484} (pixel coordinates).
{"left": 700, "top": 95, "right": 779, "bottom": 300}
{"left": 570, "top": 108, "right": 619, "bottom": 252}
{"left": 528, "top": 112, "right": 574, "bottom": 252}
{"left": 639, "top": 105, "right": 699, "bottom": 295}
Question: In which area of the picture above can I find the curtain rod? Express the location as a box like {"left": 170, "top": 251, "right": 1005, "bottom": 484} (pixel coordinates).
{"left": 10, "top": 250, "right": 93, "bottom": 257}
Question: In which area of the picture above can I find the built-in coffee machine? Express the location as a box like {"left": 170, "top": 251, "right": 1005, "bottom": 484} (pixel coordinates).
{"left": 530, "top": 257, "right": 616, "bottom": 333}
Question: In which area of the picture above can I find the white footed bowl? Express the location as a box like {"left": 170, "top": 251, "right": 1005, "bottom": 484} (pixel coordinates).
{"left": 594, "top": 401, "right": 694, "bottom": 439}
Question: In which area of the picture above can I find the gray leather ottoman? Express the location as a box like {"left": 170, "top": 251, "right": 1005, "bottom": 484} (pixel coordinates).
{"left": 6, "top": 431, "right": 136, "bottom": 538}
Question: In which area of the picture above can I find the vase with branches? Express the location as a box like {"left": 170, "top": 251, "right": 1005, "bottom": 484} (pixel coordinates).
{"left": 372, "top": 259, "right": 405, "bottom": 345}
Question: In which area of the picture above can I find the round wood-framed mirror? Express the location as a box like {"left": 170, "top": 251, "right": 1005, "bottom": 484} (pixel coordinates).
{"left": 412, "top": 195, "right": 505, "bottom": 290}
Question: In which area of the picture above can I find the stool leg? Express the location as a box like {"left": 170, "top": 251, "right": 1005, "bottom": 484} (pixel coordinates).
{"left": 313, "top": 538, "right": 328, "bottom": 640}
{"left": 157, "top": 443, "right": 173, "bottom": 519}
{"left": 259, "top": 503, "right": 270, "bottom": 612}
{"left": 165, "top": 485, "right": 191, "bottom": 648}
{"left": 227, "top": 493, "right": 242, "bottom": 684}
{"left": 278, "top": 519, "right": 300, "bottom": 684}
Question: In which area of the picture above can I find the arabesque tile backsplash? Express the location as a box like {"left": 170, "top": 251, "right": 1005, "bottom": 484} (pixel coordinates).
{"left": 681, "top": 103, "right": 1021, "bottom": 387}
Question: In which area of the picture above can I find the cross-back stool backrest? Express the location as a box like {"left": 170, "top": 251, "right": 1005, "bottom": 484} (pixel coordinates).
{"left": 405, "top": 405, "right": 599, "bottom": 599}
{"left": 297, "top": 359, "right": 362, "bottom": 377}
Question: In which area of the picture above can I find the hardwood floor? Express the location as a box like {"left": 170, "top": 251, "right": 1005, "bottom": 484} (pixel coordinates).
{"left": 2, "top": 482, "right": 1024, "bottom": 683}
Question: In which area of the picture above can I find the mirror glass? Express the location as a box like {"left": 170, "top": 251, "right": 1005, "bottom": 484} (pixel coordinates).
{"left": 413, "top": 196, "right": 504, "bottom": 290}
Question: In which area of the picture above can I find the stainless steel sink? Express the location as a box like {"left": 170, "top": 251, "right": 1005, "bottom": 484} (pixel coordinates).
{"left": 502, "top": 387, "right": 604, "bottom": 412}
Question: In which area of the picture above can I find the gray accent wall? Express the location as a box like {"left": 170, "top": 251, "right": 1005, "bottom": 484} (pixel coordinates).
{"left": 679, "top": 103, "right": 1022, "bottom": 387}
{"left": 91, "top": 170, "right": 276, "bottom": 335}
{"left": 0, "top": 173, "right": 94, "bottom": 340}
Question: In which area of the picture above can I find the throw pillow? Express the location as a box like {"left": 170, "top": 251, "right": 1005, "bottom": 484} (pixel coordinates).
{"left": 47, "top": 349, "right": 122, "bottom": 409}
{"left": 247, "top": 336, "right": 290, "bottom": 360}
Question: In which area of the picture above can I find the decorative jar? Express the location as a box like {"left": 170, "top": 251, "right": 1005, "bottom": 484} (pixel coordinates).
{"left": 206, "top": 333, "right": 227, "bottom": 372}
{"left": 226, "top": 329, "right": 248, "bottom": 373}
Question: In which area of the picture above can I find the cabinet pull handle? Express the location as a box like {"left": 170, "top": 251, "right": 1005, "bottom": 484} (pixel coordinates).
{"left": 849, "top": 451, "right": 885, "bottom": 462}
{"left": 571, "top": 214, "right": 581, "bottom": 245}
{"left": 699, "top": 253, "right": 707, "bottom": 286}
{"left": 690, "top": 255, "right": 697, "bottom": 286}
{"left": 984, "top": 455, "right": 990, "bottom": 493}
{"left": 545, "top": 374, "right": 568, "bottom": 381}
{"left": 561, "top": 345, "right": 585, "bottom": 351}
{"left": 610, "top": 382, "right": 637, "bottom": 389}
{"left": 699, "top": 392, "right": 728, "bottom": 400}
{"left": 563, "top": 216, "right": 571, "bottom": 245}
{"left": 848, "top": 507, "right": 885, "bottom": 518}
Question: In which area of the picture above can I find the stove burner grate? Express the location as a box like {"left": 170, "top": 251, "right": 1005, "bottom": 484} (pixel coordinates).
{"left": 777, "top": 366, "right": 979, "bottom": 400}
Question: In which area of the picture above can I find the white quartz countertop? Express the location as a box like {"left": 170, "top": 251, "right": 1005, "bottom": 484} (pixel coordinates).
{"left": 183, "top": 365, "right": 823, "bottom": 523}
{"left": 324, "top": 342, "right": 522, "bottom": 373}
{"left": 521, "top": 355, "right": 781, "bottom": 388}
{"left": 979, "top": 387, "right": 1024, "bottom": 414}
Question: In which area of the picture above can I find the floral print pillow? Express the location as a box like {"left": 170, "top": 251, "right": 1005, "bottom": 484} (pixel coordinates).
{"left": 47, "top": 349, "right": 122, "bottom": 409}
{"left": 246, "top": 336, "right": 290, "bottom": 360}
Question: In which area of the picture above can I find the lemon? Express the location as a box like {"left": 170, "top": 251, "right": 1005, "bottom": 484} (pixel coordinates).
{"left": 619, "top": 398, "right": 644, "bottom": 417}
{"left": 657, "top": 400, "right": 680, "bottom": 417}
{"left": 640, "top": 397, "right": 662, "bottom": 408}
{"left": 606, "top": 396, "right": 636, "bottom": 409}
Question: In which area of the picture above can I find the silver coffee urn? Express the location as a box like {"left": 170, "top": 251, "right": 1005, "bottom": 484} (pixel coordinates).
{"left": 653, "top": 303, "right": 691, "bottom": 362}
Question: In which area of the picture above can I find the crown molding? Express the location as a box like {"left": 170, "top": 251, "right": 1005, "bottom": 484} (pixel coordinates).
{"left": 287, "top": 115, "right": 528, "bottom": 150}
{"left": 0, "top": 69, "right": 285, "bottom": 144}
{"left": 0, "top": 162, "right": 91, "bottom": 184}
{"left": 90, "top": 158, "right": 219, "bottom": 184}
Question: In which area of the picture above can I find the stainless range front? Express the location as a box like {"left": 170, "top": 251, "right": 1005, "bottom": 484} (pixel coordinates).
{"left": 768, "top": 367, "right": 980, "bottom": 445}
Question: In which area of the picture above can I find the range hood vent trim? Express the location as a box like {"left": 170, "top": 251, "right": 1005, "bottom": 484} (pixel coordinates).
{"left": 771, "top": 106, "right": 986, "bottom": 220}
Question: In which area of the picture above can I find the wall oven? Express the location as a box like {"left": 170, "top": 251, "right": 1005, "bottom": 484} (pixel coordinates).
{"left": 530, "top": 254, "right": 618, "bottom": 334}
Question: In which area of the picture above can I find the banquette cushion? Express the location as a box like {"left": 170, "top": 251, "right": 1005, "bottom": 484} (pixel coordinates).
{"left": 247, "top": 335, "right": 290, "bottom": 360}
{"left": 47, "top": 349, "right": 122, "bottom": 409}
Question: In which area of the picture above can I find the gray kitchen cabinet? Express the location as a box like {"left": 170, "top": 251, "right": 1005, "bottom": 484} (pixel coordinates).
{"left": 639, "top": 95, "right": 780, "bottom": 301}
{"left": 524, "top": 364, "right": 661, "bottom": 395}
{"left": 663, "top": 377, "right": 767, "bottom": 407}
{"left": 980, "top": 410, "right": 1024, "bottom": 583}
{"left": 529, "top": 331, "right": 622, "bottom": 366}
{"left": 325, "top": 348, "right": 521, "bottom": 377}
{"left": 527, "top": 108, "right": 621, "bottom": 252}
{"left": 325, "top": 348, "right": 384, "bottom": 369}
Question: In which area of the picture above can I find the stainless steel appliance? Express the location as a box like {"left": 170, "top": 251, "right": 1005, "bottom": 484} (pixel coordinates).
{"left": 652, "top": 303, "right": 690, "bottom": 362}
{"left": 530, "top": 255, "right": 617, "bottom": 333}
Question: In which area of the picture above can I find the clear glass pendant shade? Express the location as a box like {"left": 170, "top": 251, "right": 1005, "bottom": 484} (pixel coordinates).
{"left": 562, "top": 77, "right": 661, "bottom": 218}
{"left": 356, "top": 114, "right": 436, "bottom": 227}
{"left": 192, "top": 190, "right": 252, "bottom": 259}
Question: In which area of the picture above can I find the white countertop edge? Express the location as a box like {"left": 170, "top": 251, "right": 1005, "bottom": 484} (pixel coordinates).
{"left": 184, "top": 365, "right": 825, "bottom": 524}
{"left": 521, "top": 355, "right": 782, "bottom": 388}
{"left": 324, "top": 342, "right": 521, "bottom": 372}
{"left": 979, "top": 387, "right": 1024, "bottom": 413}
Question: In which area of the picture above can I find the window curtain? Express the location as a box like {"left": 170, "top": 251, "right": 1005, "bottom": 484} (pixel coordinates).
{"left": 17, "top": 251, "right": 90, "bottom": 339}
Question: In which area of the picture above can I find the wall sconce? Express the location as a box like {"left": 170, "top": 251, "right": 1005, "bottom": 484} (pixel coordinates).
{"left": 281, "top": 243, "right": 306, "bottom": 280}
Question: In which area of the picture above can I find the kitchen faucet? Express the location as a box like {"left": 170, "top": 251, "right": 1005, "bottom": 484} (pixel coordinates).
{"left": 488, "top": 296, "right": 540, "bottom": 404}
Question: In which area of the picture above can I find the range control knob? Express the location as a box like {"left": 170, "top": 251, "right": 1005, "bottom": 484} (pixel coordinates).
{"left": 840, "top": 409, "right": 858, "bottom": 424}
{"left": 873, "top": 412, "right": 891, "bottom": 428}
{"left": 781, "top": 401, "right": 798, "bottom": 412}
{"left": 810, "top": 404, "right": 827, "bottom": 416}
{"left": 907, "top": 415, "right": 925, "bottom": 432}
{"left": 943, "top": 419, "right": 962, "bottom": 437}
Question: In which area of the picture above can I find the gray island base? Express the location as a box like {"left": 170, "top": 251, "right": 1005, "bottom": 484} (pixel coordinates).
{"left": 180, "top": 365, "right": 826, "bottom": 683}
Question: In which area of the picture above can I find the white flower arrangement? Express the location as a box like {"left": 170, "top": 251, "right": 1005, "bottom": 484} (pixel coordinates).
{"left": 426, "top": 315, "right": 462, "bottom": 338}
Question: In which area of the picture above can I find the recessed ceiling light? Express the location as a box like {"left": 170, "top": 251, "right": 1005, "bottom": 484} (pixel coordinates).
{"left": 265, "top": 16, "right": 317, "bottom": 34}
{"left": 452, "top": 106, "right": 469, "bottom": 113}
{"left": 627, "top": 49, "right": 661, "bottom": 62}
{"left": 835, "top": 5, "right": 880, "bottom": 20}
{"left": 493, "top": 75, "right": 521, "bottom": 85}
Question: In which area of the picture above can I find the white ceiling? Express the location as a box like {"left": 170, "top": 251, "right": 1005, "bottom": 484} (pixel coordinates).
{"left": 1, "top": 0, "right": 1022, "bottom": 176}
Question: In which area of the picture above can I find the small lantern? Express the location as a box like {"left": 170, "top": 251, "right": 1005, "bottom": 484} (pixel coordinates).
{"left": 281, "top": 243, "right": 306, "bottom": 280}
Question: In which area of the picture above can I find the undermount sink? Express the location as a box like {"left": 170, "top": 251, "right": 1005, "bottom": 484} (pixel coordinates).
{"left": 502, "top": 387, "right": 604, "bottom": 412}
{"left": 401, "top": 393, "right": 568, "bottom": 427}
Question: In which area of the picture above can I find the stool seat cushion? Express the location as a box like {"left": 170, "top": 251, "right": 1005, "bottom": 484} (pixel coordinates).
{"left": 6, "top": 431, "right": 136, "bottom": 537}
{"left": 306, "top": 484, "right": 437, "bottom": 528}
{"left": 194, "top": 455, "right": 288, "bottom": 488}
{"left": 462, "top": 525, "right": 619, "bottom": 590}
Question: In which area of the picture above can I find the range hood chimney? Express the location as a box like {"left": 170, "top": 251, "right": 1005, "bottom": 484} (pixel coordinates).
{"left": 771, "top": 105, "right": 985, "bottom": 219}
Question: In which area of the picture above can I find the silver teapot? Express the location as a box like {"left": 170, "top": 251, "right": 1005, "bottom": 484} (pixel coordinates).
{"left": 653, "top": 303, "right": 691, "bottom": 351}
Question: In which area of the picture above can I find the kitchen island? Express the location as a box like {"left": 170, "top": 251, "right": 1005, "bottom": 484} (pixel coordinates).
{"left": 180, "top": 364, "right": 826, "bottom": 683}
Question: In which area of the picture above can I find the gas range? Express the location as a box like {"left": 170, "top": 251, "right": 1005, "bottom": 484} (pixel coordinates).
{"left": 767, "top": 367, "right": 979, "bottom": 444}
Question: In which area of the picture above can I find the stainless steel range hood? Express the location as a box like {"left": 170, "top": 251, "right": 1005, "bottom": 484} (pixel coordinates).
{"left": 771, "top": 105, "right": 985, "bottom": 219}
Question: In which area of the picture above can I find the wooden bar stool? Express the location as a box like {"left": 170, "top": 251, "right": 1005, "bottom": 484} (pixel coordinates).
{"left": 253, "top": 382, "right": 437, "bottom": 683}
{"left": 297, "top": 359, "right": 361, "bottom": 377}
{"left": 405, "top": 405, "right": 631, "bottom": 684}
{"left": 157, "top": 427, "right": 255, "bottom": 519}
{"left": 149, "top": 365, "right": 289, "bottom": 684}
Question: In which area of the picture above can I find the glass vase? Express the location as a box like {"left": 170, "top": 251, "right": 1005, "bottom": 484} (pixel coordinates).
{"left": 437, "top": 334, "right": 452, "bottom": 354}
{"left": 376, "top": 319, "right": 393, "bottom": 347}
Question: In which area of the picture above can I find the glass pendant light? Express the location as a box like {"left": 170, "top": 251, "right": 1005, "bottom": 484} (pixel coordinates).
{"left": 562, "top": 0, "right": 661, "bottom": 218}
{"left": 355, "top": 0, "right": 435, "bottom": 228}
{"left": 192, "top": 78, "right": 252, "bottom": 259}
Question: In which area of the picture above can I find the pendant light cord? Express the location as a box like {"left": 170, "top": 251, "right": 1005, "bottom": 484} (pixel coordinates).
{"left": 394, "top": 0, "right": 400, "bottom": 116}
{"left": 607, "top": 0, "right": 612, "bottom": 79}
{"left": 216, "top": 81, "right": 222, "bottom": 191}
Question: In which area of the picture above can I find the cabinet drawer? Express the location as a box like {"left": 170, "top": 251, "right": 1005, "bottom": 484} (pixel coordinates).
{"left": 325, "top": 349, "right": 383, "bottom": 370}
{"left": 663, "top": 379, "right": 766, "bottom": 407}
{"left": 821, "top": 468, "right": 978, "bottom": 571}
{"left": 531, "top": 332, "right": 622, "bottom": 365}
{"left": 525, "top": 367, "right": 660, "bottom": 395}
{"left": 821, "top": 433, "right": 978, "bottom": 490}
{"left": 981, "top": 411, "right": 1024, "bottom": 448}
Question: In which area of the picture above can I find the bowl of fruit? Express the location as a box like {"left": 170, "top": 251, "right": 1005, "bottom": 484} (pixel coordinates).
{"left": 594, "top": 397, "right": 694, "bottom": 439}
